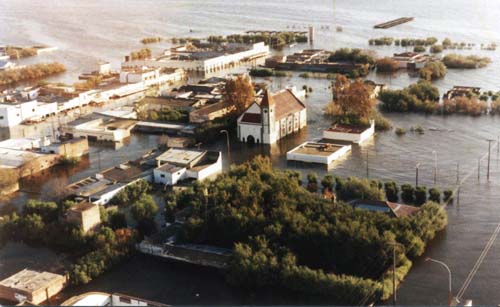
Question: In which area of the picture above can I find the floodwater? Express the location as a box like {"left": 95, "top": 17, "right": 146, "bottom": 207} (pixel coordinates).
{"left": 2, "top": 0, "right": 500, "bottom": 305}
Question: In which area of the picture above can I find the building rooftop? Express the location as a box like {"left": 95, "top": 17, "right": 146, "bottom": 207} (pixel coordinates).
{"left": 0, "top": 269, "right": 64, "bottom": 293}
{"left": 289, "top": 142, "right": 346, "bottom": 156}
{"left": 351, "top": 200, "right": 420, "bottom": 218}
{"left": 156, "top": 148, "right": 205, "bottom": 166}
{"left": 68, "top": 201, "right": 97, "bottom": 213}
{"left": 156, "top": 163, "right": 185, "bottom": 173}
{"left": 258, "top": 89, "right": 306, "bottom": 120}
{"left": 326, "top": 123, "right": 370, "bottom": 134}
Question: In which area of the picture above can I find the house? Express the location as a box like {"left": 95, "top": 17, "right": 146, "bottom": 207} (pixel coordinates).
{"left": 0, "top": 269, "right": 67, "bottom": 305}
{"left": 65, "top": 202, "right": 101, "bottom": 233}
{"left": 287, "top": 142, "right": 351, "bottom": 166}
{"left": 392, "top": 52, "right": 430, "bottom": 70}
{"left": 189, "top": 102, "right": 235, "bottom": 123}
{"left": 350, "top": 199, "right": 420, "bottom": 218}
{"left": 443, "top": 86, "right": 481, "bottom": 100}
{"left": 153, "top": 148, "right": 222, "bottom": 186}
{"left": 323, "top": 120, "right": 375, "bottom": 144}
{"left": 66, "top": 152, "right": 157, "bottom": 205}
{"left": 237, "top": 89, "right": 307, "bottom": 144}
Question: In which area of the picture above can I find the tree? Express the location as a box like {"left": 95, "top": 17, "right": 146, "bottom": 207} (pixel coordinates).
{"left": 321, "top": 175, "right": 334, "bottom": 192}
{"left": 384, "top": 181, "right": 399, "bottom": 202}
{"left": 376, "top": 57, "right": 399, "bottom": 73}
{"left": 108, "top": 210, "right": 128, "bottom": 230}
{"left": 420, "top": 61, "right": 447, "bottom": 80}
{"left": 401, "top": 184, "right": 415, "bottom": 204}
{"left": 42, "top": 177, "right": 70, "bottom": 202}
{"left": 223, "top": 75, "right": 255, "bottom": 114}
{"left": 415, "top": 186, "right": 428, "bottom": 206}
{"left": 23, "top": 200, "right": 58, "bottom": 223}
{"left": 131, "top": 194, "right": 159, "bottom": 223}
{"left": 327, "top": 75, "right": 375, "bottom": 120}
{"left": 428, "top": 188, "right": 441, "bottom": 203}
{"left": 306, "top": 173, "right": 318, "bottom": 193}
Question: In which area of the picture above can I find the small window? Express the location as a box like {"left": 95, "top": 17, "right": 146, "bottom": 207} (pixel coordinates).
{"left": 0, "top": 116, "right": 3, "bottom": 119}
{"left": 32, "top": 108, "right": 35, "bottom": 112}
{"left": 160, "top": 174, "right": 165, "bottom": 178}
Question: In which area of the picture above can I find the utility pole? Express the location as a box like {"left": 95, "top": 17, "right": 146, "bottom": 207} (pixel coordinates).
{"left": 487, "top": 139, "right": 494, "bottom": 181}
{"left": 416, "top": 162, "right": 421, "bottom": 187}
{"left": 456, "top": 162, "right": 460, "bottom": 184}
{"left": 497, "top": 136, "right": 499, "bottom": 157}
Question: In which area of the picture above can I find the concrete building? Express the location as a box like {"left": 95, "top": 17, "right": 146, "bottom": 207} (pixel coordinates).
{"left": 154, "top": 148, "right": 222, "bottom": 186}
{"left": 392, "top": 52, "right": 431, "bottom": 70}
{"left": 122, "top": 42, "right": 269, "bottom": 74}
{"left": 286, "top": 142, "right": 351, "bottom": 166}
{"left": 323, "top": 120, "right": 375, "bottom": 144}
{"left": 0, "top": 139, "right": 60, "bottom": 178}
{"left": 189, "top": 102, "right": 235, "bottom": 123}
{"left": 66, "top": 152, "right": 157, "bottom": 205}
{"left": 60, "top": 117, "right": 136, "bottom": 143}
{"left": 238, "top": 89, "right": 307, "bottom": 144}
{"left": 0, "top": 269, "right": 67, "bottom": 305}
{"left": 40, "top": 138, "right": 89, "bottom": 158}
{"left": 65, "top": 202, "right": 101, "bottom": 233}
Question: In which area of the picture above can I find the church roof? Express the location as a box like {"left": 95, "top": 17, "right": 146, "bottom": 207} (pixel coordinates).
{"left": 260, "top": 90, "right": 275, "bottom": 108}
{"left": 271, "top": 89, "right": 306, "bottom": 120}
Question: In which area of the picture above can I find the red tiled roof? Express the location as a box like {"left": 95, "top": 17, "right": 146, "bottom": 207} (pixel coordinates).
{"left": 241, "top": 113, "right": 262, "bottom": 124}
{"left": 272, "top": 89, "right": 306, "bottom": 120}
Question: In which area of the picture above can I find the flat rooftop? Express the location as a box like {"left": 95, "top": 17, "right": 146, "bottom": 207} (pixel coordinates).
{"left": 289, "top": 142, "right": 346, "bottom": 156}
{"left": 326, "top": 124, "right": 369, "bottom": 134}
{"left": 156, "top": 148, "right": 205, "bottom": 166}
{"left": 0, "top": 269, "right": 64, "bottom": 293}
{"left": 0, "top": 148, "right": 44, "bottom": 168}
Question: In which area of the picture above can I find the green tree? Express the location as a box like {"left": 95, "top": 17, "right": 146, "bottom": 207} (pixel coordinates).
{"left": 401, "top": 184, "right": 415, "bottom": 203}
{"left": 384, "top": 181, "right": 399, "bottom": 202}
{"left": 428, "top": 188, "right": 441, "bottom": 203}
{"left": 415, "top": 186, "right": 428, "bottom": 205}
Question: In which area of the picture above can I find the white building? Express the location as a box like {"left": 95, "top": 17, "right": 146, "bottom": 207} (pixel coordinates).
{"left": 0, "top": 89, "right": 58, "bottom": 127}
{"left": 323, "top": 120, "right": 375, "bottom": 144}
{"left": 287, "top": 142, "right": 351, "bottom": 166}
{"left": 237, "top": 89, "right": 307, "bottom": 144}
{"left": 123, "top": 42, "right": 269, "bottom": 74}
{"left": 61, "top": 292, "right": 167, "bottom": 306}
{"left": 60, "top": 118, "right": 136, "bottom": 143}
{"left": 153, "top": 148, "right": 222, "bottom": 186}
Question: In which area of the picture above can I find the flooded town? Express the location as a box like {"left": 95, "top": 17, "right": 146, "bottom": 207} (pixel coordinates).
{"left": 1, "top": 0, "right": 500, "bottom": 306}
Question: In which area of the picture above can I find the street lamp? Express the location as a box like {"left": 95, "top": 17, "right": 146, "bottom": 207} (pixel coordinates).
{"left": 426, "top": 257, "right": 453, "bottom": 306}
{"left": 220, "top": 130, "right": 230, "bottom": 160}
{"left": 388, "top": 242, "right": 405, "bottom": 306}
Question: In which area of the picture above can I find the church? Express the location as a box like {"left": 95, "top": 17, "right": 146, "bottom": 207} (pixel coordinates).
{"left": 237, "top": 89, "right": 307, "bottom": 144}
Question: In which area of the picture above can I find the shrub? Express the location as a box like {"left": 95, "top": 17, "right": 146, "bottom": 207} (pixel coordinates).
{"left": 430, "top": 45, "right": 443, "bottom": 53}
{"left": 428, "top": 188, "right": 441, "bottom": 203}
{"left": 415, "top": 186, "right": 428, "bottom": 206}
{"left": 413, "top": 46, "right": 426, "bottom": 53}
{"left": 337, "top": 177, "right": 384, "bottom": 201}
{"left": 420, "top": 61, "right": 447, "bottom": 80}
{"left": 443, "top": 189, "right": 454, "bottom": 202}
{"left": 395, "top": 127, "right": 407, "bottom": 135}
{"left": 384, "top": 181, "right": 399, "bottom": 202}
{"left": 249, "top": 68, "right": 273, "bottom": 77}
{"left": 443, "top": 54, "right": 491, "bottom": 69}
{"left": 376, "top": 57, "right": 399, "bottom": 73}
{"left": 0, "top": 62, "right": 66, "bottom": 85}
{"left": 401, "top": 184, "right": 415, "bottom": 204}
{"left": 321, "top": 175, "right": 335, "bottom": 192}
